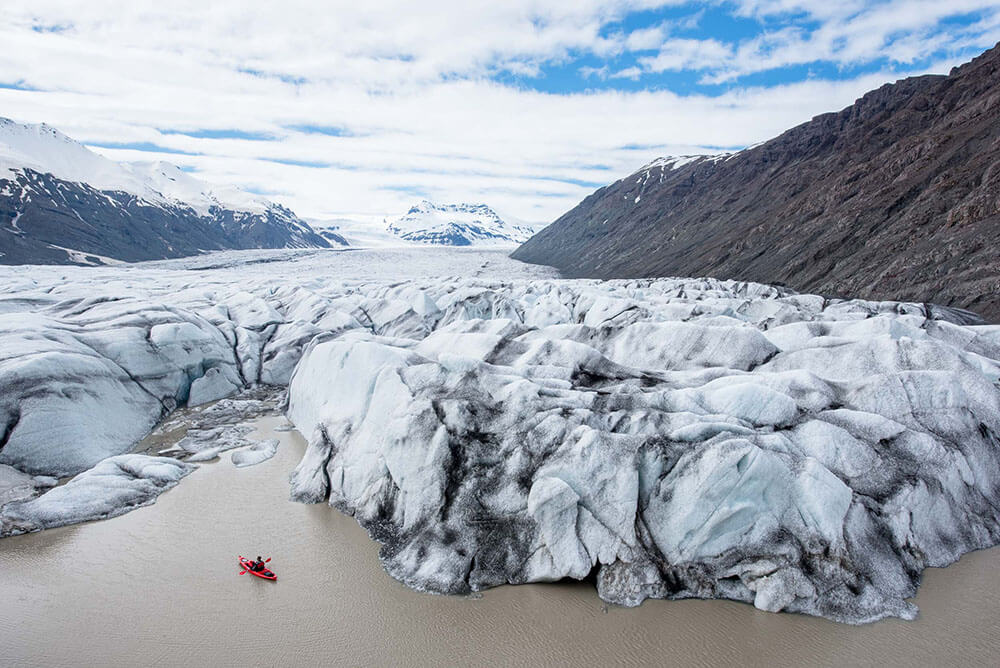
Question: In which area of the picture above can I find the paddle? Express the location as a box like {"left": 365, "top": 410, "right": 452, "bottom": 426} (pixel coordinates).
{"left": 238, "top": 557, "right": 269, "bottom": 574}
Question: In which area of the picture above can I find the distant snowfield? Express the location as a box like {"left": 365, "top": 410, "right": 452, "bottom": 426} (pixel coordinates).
{"left": 309, "top": 219, "right": 417, "bottom": 249}
{"left": 2, "top": 246, "right": 1000, "bottom": 625}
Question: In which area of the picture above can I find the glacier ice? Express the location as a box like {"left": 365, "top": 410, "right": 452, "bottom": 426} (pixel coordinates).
{"left": 0, "top": 455, "right": 193, "bottom": 537}
{"left": 278, "top": 275, "right": 1000, "bottom": 623}
{"left": 156, "top": 388, "right": 284, "bottom": 462}
{"left": 1, "top": 248, "right": 999, "bottom": 622}
{"left": 0, "top": 464, "right": 55, "bottom": 506}
{"left": 231, "top": 439, "right": 278, "bottom": 468}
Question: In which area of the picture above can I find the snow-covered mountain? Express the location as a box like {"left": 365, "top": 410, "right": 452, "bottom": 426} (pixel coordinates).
{"left": 310, "top": 216, "right": 404, "bottom": 248}
{"left": 0, "top": 117, "right": 335, "bottom": 265}
{"left": 386, "top": 201, "right": 539, "bottom": 246}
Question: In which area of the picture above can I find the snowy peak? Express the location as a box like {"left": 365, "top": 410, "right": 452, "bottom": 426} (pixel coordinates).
{"left": 0, "top": 117, "right": 334, "bottom": 265}
{"left": 0, "top": 117, "right": 270, "bottom": 216}
{"left": 387, "top": 201, "right": 538, "bottom": 246}
{"left": 0, "top": 117, "right": 83, "bottom": 163}
{"left": 122, "top": 160, "right": 271, "bottom": 216}
{"left": 0, "top": 117, "right": 155, "bottom": 199}
{"left": 405, "top": 200, "right": 495, "bottom": 217}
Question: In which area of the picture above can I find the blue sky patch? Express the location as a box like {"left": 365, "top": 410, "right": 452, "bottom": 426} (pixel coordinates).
{"left": 496, "top": 2, "right": 998, "bottom": 97}
{"left": 286, "top": 124, "right": 357, "bottom": 137}
{"left": 160, "top": 128, "right": 276, "bottom": 141}
{"left": 86, "top": 141, "right": 200, "bottom": 155}
{"left": 264, "top": 157, "right": 332, "bottom": 168}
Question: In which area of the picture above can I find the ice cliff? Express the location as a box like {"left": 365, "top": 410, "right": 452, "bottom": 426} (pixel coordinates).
{"left": 282, "top": 278, "right": 1000, "bottom": 623}
{"left": 2, "top": 251, "right": 999, "bottom": 622}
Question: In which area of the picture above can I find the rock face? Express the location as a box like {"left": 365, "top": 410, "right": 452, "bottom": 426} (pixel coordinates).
{"left": 0, "top": 118, "right": 335, "bottom": 265}
{"left": 387, "top": 201, "right": 537, "bottom": 246}
{"left": 512, "top": 43, "right": 1000, "bottom": 322}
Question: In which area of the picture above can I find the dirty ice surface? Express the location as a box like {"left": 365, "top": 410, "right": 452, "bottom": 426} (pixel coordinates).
{"left": 2, "top": 246, "right": 1000, "bottom": 623}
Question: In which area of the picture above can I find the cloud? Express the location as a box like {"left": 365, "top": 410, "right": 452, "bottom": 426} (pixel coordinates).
{"left": 579, "top": 65, "right": 611, "bottom": 79}
{"left": 0, "top": 0, "right": 998, "bottom": 224}
{"left": 610, "top": 66, "right": 644, "bottom": 80}
{"left": 639, "top": 38, "right": 734, "bottom": 72}
{"left": 700, "top": 0, "right": 1000, "bottom": 82}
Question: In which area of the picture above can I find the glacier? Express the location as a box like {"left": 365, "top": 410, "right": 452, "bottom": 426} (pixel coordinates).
{"left": 1, "top": 247, "right": 999, "bottom": 623}
{"left": 0, "top": 455, "right": 193, "bottom": 536}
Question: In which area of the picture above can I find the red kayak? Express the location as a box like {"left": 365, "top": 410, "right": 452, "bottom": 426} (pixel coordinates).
{"left": 238, "top": 556, "right": 276, "bottom": 580}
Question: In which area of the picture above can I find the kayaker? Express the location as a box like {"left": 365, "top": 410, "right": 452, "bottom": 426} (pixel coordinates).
{"left": 252, "top": 556, "right": 266, "bottom": 572}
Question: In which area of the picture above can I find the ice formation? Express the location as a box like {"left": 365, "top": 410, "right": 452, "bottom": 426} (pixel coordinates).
{"left": 0, "top": 455, "right": 193, "bottom": 536}
{"left": 155, "top": 388, "right": 284, "bottom": 463}
{"left": 281, "top": 279, "right": 1000, "bottom": 623}
{"left": 0, "top": 464, "right": 55, "bottom": 506}
{"left": 231, "top": 439, "right": 279, "bottom": 468}
{"left": 1, "top": 248, "right": 999, "bottom": 622}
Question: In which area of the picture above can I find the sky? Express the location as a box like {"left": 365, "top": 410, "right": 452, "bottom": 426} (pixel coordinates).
{"left": 2, "top": 1, "right": 999, "bottom": 224}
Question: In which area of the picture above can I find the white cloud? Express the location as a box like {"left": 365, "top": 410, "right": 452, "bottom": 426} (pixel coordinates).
{"left": 610, "top": 66, "right": 644, "bottom": 80}
{"left": 579, "top": 65, "right": 611, "bottom": 79}
{"left": 703, "top": 0, "right": 1000, "bottom": 82}
{"left": 639, "top": 38, "right": 734, "bottom": 72}
{"left": 0, "top": 0, "right": 998, "bottom": 223}
{"left": 625, "top": 24, "right": 673, "bottom": 51}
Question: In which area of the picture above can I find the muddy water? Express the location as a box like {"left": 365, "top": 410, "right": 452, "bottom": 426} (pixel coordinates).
{"left": 2, "top": 418, "right": 1000, "bottom": 668}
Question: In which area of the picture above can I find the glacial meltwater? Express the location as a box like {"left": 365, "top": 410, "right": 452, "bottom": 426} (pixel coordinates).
{"left": 2, "top": 415, "right": 1000, "bottom": 668}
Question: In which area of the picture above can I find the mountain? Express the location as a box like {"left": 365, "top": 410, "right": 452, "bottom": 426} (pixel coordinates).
{"left": 0, "top": 118, "right": 335, "bottom": 265}
{"left": 386, "top": 201, "right": 538, "bottom": 246}
{"left": 512, "top": 43, "right": 1000, "bottom": 322}
{"left": 311, "top": 217, "right": 405, "bottom": 248}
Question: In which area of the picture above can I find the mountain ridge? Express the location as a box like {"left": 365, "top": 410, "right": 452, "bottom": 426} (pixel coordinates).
{"left": 512, "top": 43, "right": 1000, "bottom": 321}
{"left": 0, "top": 117, "right": 335, "bottom": 265}
{"left": 386, "top": 200, "right": 538, "bottom": 246}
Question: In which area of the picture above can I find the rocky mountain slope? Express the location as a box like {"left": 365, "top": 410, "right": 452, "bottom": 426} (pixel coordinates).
{"left": 0, "top": 118, "right": 334, "bottom": 265}
{"left": 513, "top": 43, "right": 1000, "bottom": 322}
{"left": 387, "top": 201, "right": 537, "bottom": 246}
